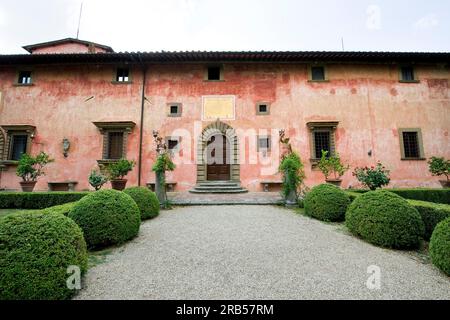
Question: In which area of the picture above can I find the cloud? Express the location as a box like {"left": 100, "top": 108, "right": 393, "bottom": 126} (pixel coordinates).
{"left": 414, "top": 14, "right": 439, "bottom": 30}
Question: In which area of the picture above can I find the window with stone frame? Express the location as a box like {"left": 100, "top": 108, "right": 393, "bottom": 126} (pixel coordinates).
{"left": 93, "top": 121, "right": 135, "bottom": 163}
{"left": 398, "top": 128, "right": 425, "bottom": 160}
{"left": 256, "top": 102, "right": 270, "bottom": 115}
{"left": 0, "top": 125, "right": 35, "bottom": 163}
{"left": 307, "top": 122, "right": 338, "bottom": 162}
{"left": 168, "top": 103, "right": 182, "bottom": 117}
{"left": 107, "top": 132, "right": 124, "bottom": 159}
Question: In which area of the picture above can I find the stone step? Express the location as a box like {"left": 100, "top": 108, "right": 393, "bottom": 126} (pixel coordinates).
{"left": 189, "top": 188, "right": 249, "bottom": 194}
{"left": 193, "top": 185, "right": 245, "bottom": 191}
{"left": 197, "top": 182, "right": 240, "bottom": 188}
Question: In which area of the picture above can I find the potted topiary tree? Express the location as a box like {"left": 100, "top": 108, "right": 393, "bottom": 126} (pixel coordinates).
{"left": 317, "top": 150, "right": 349, "bottom": 187}
{"left": 16, "top": 152, "right": 54, "bottom": 192}
{"left": 88, "top": 169, "right": 108, "bottom": 191}
{"left": 428, "top": 156, "right": 450, "bottom": 188}
{"left": 105, "top": 159, "right": 135, "bottom": 191}
{"left": 352, "top": 162, "right": 390, "bottom": 190}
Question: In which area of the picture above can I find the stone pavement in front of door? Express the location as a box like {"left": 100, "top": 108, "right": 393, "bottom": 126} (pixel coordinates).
{"left": 168, "top": 192, "right": 284, "bottom": 205}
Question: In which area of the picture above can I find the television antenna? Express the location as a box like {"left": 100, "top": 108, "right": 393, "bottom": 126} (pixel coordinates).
{"left": 76, "top": 2, "right": 83, "bottom": 39}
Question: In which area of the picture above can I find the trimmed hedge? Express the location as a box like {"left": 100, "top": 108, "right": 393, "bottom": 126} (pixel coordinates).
{"left": 0, "top": 192, "right": 90, "bottom": 209}
{"left": 429, "top": 218, "right": 450, "bottom": 276}
{"left": 68, "top": 189, "right": 141, "bottom": 249}
{"left": 123, "top": 187, "right": 160, "bottom": 220}
{"left": 346, "top": 191, "right": 361, "bottom": 202}
{"left": 0, "top": 212, "right": 88, "bottom": 300}
{"left": 346, "top": 192, "right": 450, "bottom": 241}
{"left": 350, "top": 188, "right": 450, "bottom": 204}
{"left": 346, "top": 190, "right": 424, "bottom": 249}
{"left": 408, "top": 200, "right": 450, "bottom": 240}
{"left": 304, "top": 184, "right": 350, "bottom": 222}
{"left": 41, "top": 202, "right": 77, "bottom": 216}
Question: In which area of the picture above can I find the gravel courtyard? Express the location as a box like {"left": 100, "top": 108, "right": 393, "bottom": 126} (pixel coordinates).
{"left": 75, "top": 205, "right": 450, "bottom": 300}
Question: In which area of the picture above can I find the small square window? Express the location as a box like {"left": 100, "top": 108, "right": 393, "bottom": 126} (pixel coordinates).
{"left": 18, "top": 71, "right": 32, "bottom": 85}
{"left": 257, "top": 136, "right": 271, "bottom": 151}
{"left": 311, "top": 66, "right": 325, "bottom": 81}
{"left": 116, "top": 68, "right": 130, "bottom": 82}
{"left": 168, "top": 103, "right": 182, "bottom": 117}
{"left": 207, "top": 66, "right": 221, "bottom": 81}
{"left": 400, "top": 66, "right": 415, "bottom": 82}
{"left": 256, "top": 103, "right": 270, "bottom": 115}
{"left": 259, "top": 104, "right": 267, "bottom": 113}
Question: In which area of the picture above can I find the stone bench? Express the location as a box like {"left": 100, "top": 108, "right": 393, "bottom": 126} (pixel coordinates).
{"left": 146, "top": 182, "right": 177, "bottom": 192}
{"left": 48, "top": 181, "right": 78, "bottom": 192}
{"left": 260, "top": 180, "right": 283, "bottom": 192}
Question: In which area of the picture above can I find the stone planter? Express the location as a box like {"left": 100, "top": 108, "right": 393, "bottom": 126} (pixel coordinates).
{"left": 439, "top": 180, "right": 450, "bottom": 188}
{"left": 20, "top": 181, "right": 37, "bottom": 192}
{"left": 155, "top": 171, "right": 166, "bottom": 206}
{"left": 110, "top": 179, "right": 127, "bottom": 191}
{"left": 326, "top": 179, "right": 342, "bottom": 187}
{"left": 285, "top": 189, "right": 298, "bottom": 207}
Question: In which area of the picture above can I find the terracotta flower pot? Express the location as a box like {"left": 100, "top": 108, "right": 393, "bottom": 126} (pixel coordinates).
{"left": 439, "top": 180, "right": 450, "bottom": 188}
{"left": 326, "top": 179, "right": 342, "bottom": 187}
{"left": 20, "top": 181, "right": 37, "bottom": 192}
{"left": 111, "top": 179, "right": 127, "bottom": 191}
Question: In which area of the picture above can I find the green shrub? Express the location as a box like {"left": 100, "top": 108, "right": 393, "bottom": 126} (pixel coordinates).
{"left": 0, "top": 212, "right": 88, "bottom": 300}
{"left": 304, "top": 184, "right": 350, "bottom": 222}
{"left": 16, "top": 152, "right": 54, "bottom": 182}
{"left": 345, "top": 190, "right": 424, "bottom": 249}
{"left": 317, "top": 150, "right": 349, "bottom": 180}
{"left": 428, "top": 156, "right": 450, "bottom": 182}
{"left": 352, "top": 162, "right": 390, "bottom": 190}
{"left": 408, "top": 200, "right": 450, "bottom": 240}
{"left": 350, "top": 188, "right": 450, "bottom": 204}
{"left": 68, "top": 189, "right": 140, "bottom": 249}
{"left": 0, "top": 192, "right": 90, "bottom": 209}
{"left": 106, "top": 159, "right": 136, "bottom": 179}
{"left": 41, "top": 202, "right": 77, "bottom": 216}
{"left": 429, "top": 218, "right": 450, "bottom": 276}
{"left": 123, "top": 187, "right": 160, "bottom": 220}
{"left": 279, "top": 152, "right": 306, "bottom": 199}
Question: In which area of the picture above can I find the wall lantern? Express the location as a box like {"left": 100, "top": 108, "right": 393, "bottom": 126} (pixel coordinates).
{"left": 62, "top": 138, "right": 70, "bottom": 157}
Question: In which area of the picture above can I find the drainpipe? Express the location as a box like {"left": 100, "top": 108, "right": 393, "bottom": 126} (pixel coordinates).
{"left": 137, "top": 62, "right": 147, "bottom": 186}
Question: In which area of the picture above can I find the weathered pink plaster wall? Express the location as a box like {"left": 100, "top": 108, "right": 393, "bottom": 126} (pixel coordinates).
{"left": 0, "top": 62, "right": 448, "bottom": 191}
{"left": 31, "top": 43, "right": 109, "bottom": 54}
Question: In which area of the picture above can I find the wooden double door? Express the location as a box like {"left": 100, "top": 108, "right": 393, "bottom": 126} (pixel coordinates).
{"left": 206, "top": 134, "right": 231, "bottom": 181}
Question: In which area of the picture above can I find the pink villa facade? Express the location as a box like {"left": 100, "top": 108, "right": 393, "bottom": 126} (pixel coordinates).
{"left": 0, "top": 38, "right": 449, "bottom": 192}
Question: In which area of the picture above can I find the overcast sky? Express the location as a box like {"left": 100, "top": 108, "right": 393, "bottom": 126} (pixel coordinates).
{"left": 0, "top": 0, "right": 449, "bottom": 54}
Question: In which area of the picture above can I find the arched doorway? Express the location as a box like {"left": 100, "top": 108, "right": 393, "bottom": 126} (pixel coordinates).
{"left": 196, "top": 120, "right": 240, "bottom": 183}
{"left": 206, "top": 133, "right": 231, "bottom": 181}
